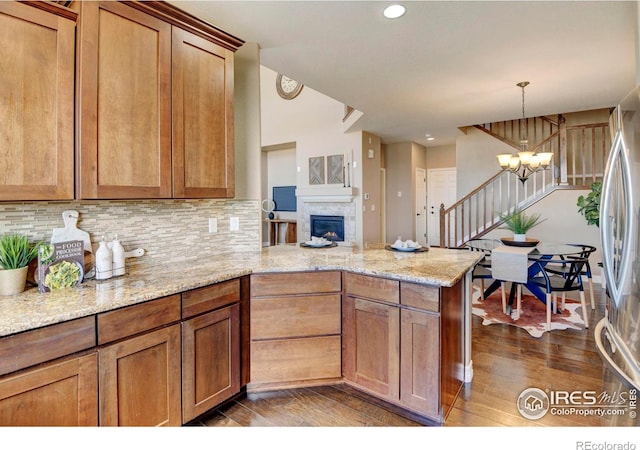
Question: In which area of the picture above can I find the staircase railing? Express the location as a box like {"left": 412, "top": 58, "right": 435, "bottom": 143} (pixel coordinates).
{"left": 439, "top": 167, "right": 556, "bottom": 248}
{"left": 440, "top": 115, "right": 610, "bottom": 248}
{"left": 474, "top": 116, "right": 559, "bottom": 153}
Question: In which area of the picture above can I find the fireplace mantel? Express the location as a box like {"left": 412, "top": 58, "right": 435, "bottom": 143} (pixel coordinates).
{"left": 296, "top": 186, "right": 354, "bottom": 203}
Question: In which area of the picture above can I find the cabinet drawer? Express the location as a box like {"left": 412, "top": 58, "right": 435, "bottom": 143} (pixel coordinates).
{"left": 344, "top": 272, "right": 399, "bottom": 304}
{"left": 0, "top": 316, "right": 96, "bottom": 377}
{"left": 401, "top": 282, "right": 440, "bottom": 313}
{"left": 251, "top": 294, "right": 341, "bottom": 340}
{"left": 97, "top": 295, "right": 181, "bottom": 345}
{"left": 250, "top": 336, "right": 341, "bottom": 384}
{"left": 182, "top": 278, "right": 240, "bottom": 319}
{"left": 251, "top": 271, "right": 341, "bottom": 297}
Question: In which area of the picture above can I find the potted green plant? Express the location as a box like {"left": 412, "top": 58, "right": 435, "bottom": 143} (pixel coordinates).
{"left": 577, "top": 181, "right": 604, "bottom": 285}
{"left": 0, "top": 234, "right": 40, "bottom": 295}
{"left": 577, "top": 181, "right": 601, "bottom": 228}
{"left": 499, "top": 208, "right": 546, "bottom": 241}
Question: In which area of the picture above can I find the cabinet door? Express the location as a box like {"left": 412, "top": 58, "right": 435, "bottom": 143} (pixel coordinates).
{"left": 77, "top": 1, "right": 172, "bottom": 199}
{"left": 0, "top": 353, "right": 98, "bottom": 426}
{"left": 342, "top": 296, "right": 400, "bottom": 400}
{"left": 182, "top": 304, "right": 240, "bottom": 422}
{"left": 0, "top": 2, "right": 75, "bottom": 201}
{"left": 400, "top": 309, "right": 440, "bottom": 418}
{"left": 172, "top": 28, "right": 235, "bottom": 198}
{"left": 99, "top": 325, "right": 181, "bottom": 426}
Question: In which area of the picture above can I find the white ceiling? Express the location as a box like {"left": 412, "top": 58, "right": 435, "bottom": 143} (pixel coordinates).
{"left": 170, "top": 1, "right": 637, "bottom": 147}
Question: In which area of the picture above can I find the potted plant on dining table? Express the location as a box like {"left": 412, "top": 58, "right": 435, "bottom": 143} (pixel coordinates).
{"left": 499, "top": 208, "right": 546, "bottom": 242}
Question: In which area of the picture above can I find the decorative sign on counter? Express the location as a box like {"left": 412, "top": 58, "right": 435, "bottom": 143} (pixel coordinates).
{"left": 37, "top": 240, "right": 85, "bottom": 293}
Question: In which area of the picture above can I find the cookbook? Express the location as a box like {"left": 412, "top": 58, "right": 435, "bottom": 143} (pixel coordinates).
{"left": 37, "top": 240, "right": 85, "bottom": 293}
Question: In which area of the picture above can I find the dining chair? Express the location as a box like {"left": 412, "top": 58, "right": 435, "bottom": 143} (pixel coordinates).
{"left": 543, "top": 244, "right": 597, "bottom": 310}
{"left": 467, "top": 239, "right": 499, "bottom": 300}
{"left": 528, "top": 256, "right": 590, "bottom": 331}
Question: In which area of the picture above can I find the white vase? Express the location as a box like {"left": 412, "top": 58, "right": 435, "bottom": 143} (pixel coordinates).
{"left": 0, "top": 266, "right": 28, "bottom": 296}
{"left": 513, "top": 233, "right": 527, "bottom": 242}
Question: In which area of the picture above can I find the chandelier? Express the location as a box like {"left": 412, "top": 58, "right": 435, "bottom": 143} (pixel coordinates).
{"left": 496, "top": 81, "right": 554, "bottom": 184}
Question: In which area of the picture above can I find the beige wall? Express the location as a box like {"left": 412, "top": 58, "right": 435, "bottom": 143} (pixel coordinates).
{"left": 456, "top": 127, "right": 512, "bottom": 198}
{"left": 411, "top": 142, "right": 427, "bottom": 205}
{"left": 561, "top": 109, "right": 610, "bottom": 126}
{"left": 426, "top": 144, "right": 456, "bottom": 169}
{"left": 234, "top": 43, "right": 262, "bottom": 201}
{"left": 362, "top": 132, "right": 382, "bottom": 246}
{"left": 384, "top": 142, "right": 427, "bottom": 242}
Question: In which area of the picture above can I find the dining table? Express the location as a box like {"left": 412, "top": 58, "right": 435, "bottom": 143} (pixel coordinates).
{"left": 466, "top": 238, "right": 586, "bottom": 313}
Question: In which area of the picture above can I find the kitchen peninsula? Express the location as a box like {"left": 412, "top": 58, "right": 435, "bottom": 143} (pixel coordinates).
{"left": 0, "top": 245, "right": 482, "bottom": 426}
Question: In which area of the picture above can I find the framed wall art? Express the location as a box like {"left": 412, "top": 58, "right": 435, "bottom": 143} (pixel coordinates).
{"left": 326, "top": 154, "right": 344, "bottom": 184}
{"left": 309, "top": 156, "right": 325, "bottom": 185}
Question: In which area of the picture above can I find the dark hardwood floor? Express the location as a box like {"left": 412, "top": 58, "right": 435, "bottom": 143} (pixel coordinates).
{"left": 192, "top": 284, "right": 624, "bottom": 428}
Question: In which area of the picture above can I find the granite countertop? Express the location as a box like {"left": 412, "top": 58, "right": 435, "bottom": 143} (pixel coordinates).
{"left": 0, "top": 245, "right": 483, "bottom": 338}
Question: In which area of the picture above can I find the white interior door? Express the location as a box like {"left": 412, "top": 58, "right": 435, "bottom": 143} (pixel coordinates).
{"left": 415, "top": 168, "right": 427, "bottom": 244}
{"left": 427, "top": 168, "right": 457, "bottom": 247}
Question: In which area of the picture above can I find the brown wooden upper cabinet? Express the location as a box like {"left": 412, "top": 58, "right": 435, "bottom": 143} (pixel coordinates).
{"left": 77, "top": 1, "right": 241, "bottom": 200}
{"left": 172, "top": 28, "right": 235, "bottom": 198}
{"left": 0, "top": 2, "right": 76, "bottom": 201}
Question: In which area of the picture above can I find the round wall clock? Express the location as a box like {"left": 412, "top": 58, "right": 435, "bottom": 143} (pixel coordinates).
{"left": 276, "top": 74, "right": 304, "bottom": 100}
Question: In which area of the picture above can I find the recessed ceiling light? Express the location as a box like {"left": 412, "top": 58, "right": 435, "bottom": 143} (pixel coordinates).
{"left": 427, "top": 137, "right": 435, "bottom": 141}
{"left": 383, "top": 4, "right": 406, "bottom": 19}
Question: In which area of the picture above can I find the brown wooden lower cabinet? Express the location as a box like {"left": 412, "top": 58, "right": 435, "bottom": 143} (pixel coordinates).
{"left": 399, "top": 308, "right": 440, "bottom": 417}
{"left": 343, "top": 275, "right": 460, "bottom": 423}
{"left": 182, "top": 304, "right": 240, "bottom": 422}
{"left": 99, "top": 325, "right": 182, "bottom": 426}
{"left": 0, "top": 353, "right": 98, "bottom": 426}
{"left": 249, "top": 271, "right": 343, "bottom": 389}
{"left": 342, "top": 296, "right": 400, "bottom": 401}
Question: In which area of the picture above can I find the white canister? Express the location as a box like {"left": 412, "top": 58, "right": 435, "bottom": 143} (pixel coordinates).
{"left": 95, "top": 238, "right": 113, "bottom": 280}
{"left": 111, "top": 235, "right": 125, "bottom": 277}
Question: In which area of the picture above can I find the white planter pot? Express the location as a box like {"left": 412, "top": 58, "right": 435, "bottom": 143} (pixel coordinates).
{"left": 513, "top": 233, "right": 527, "bottom": 242}
{"left": 0, "top": 266, "right": 28, "bottom": 296}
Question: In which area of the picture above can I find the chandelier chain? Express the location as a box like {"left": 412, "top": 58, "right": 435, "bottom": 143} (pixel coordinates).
{"left": 519, "top": 81, "right": 528, "bottom": 145}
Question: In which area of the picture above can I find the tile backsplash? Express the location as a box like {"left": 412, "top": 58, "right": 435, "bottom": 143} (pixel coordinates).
{"left": 0, "top": 199, "right": 261, "bottom": 269}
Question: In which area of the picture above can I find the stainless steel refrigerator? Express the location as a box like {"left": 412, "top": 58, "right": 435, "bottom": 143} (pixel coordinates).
{"left": 595, "top": 87, "right": 640, "bottom": 425}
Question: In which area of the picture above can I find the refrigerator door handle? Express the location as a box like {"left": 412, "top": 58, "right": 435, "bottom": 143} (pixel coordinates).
{"left": 595, "top": 318, "right": 640, "bottom": 390}
{"left": 600, "top": 127, "right": 634, "bottom": 306}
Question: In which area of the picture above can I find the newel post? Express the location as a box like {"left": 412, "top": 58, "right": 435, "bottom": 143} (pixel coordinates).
{"left": 439, "top": 203, "right": 445, "bottom": 248}
{"left": 558, "top": 114, "right": 568, "bottom": 185}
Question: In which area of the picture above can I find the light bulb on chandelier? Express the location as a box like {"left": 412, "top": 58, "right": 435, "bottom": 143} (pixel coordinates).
{"left": 496, "top": 81, "right": 554, "bottom": 184}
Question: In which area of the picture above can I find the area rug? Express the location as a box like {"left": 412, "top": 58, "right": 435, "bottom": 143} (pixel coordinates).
{"left": 471, "top": 288, "right": 586, "bottom": 338}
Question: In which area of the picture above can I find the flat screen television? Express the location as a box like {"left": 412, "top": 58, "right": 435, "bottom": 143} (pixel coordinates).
{"left": 272, "top": 186, "right": 297, "bottom": 212}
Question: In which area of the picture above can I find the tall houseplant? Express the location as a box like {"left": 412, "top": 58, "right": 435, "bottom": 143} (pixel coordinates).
{"left": 0, "top": 234, "right": 40, "bottom": 295}
{"left": 499, "top": 209, "right": 546, "bottom": 241}
{"left": 577, "top": 181, "right": 601, "bottom": 228}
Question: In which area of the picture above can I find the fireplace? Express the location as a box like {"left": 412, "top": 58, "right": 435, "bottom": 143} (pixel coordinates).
{"left": 310, "top": 215, "right": 344, "bottom": 242}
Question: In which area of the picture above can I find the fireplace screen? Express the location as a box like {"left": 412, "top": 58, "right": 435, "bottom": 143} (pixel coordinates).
{"left": 310, "top": 215, "right": 344, "bottom": 242}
